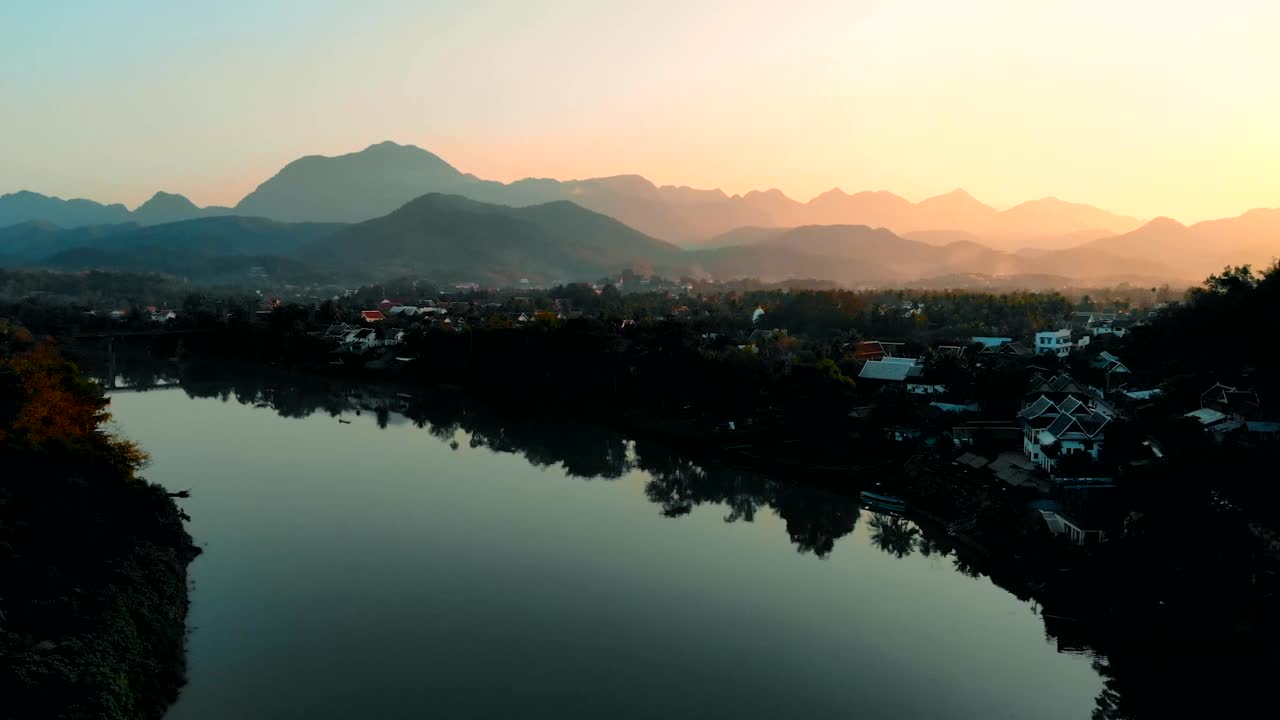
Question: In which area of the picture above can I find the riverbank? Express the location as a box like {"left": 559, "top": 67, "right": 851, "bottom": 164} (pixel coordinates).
{"left": 71, "top": 334, "right": 1280, "bottom": 718}
{"left": 1, "top": 324, "right": 200, "bottom": 719}
{"left": 1, "top": 481, "right": 199, "bottom": 720}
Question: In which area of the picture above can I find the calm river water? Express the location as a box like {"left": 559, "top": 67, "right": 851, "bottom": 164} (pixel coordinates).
{"left": 106, "top": 385, "right": 1104, "bottom": 719}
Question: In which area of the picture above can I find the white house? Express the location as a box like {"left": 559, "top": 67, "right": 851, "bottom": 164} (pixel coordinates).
{"left": 1019, "top": 375, "right": 1111, "bottom": 471}
{"left": 341, "top": 327, "right": 381, "bottom": 351}
{"left": 1035, "top": 329, "right": 1073, "bottom": 357}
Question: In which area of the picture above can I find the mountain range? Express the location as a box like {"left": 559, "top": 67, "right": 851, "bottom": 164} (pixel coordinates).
{"left": 0, "top": 193, "right": 1181, "bottom": 287}
{"left": 2, "top": 140, "right": 1278, "bottom": 286}
{"left": 4, "top": 142, "right": 1139, "bottom": 246}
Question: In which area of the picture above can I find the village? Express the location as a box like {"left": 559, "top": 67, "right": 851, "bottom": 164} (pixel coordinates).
{"left": 235, "top": 284, "right": 1269, "bottom": 554}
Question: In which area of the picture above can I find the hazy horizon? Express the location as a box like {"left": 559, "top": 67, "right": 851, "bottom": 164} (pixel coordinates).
{"left": 4, "top": 0, "right": 1279, "bottom": 223}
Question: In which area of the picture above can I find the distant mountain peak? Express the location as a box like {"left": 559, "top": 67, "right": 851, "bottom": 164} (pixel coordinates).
{"left": 1141, "top": 216, "right": 1188, "bottom": 231}
{"left": 136, "top": 191, "right": 199, "bottom": 211}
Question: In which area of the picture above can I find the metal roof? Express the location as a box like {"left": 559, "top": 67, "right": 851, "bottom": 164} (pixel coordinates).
{"left": 859, "top": 360, "right": 917, "bottom": 381}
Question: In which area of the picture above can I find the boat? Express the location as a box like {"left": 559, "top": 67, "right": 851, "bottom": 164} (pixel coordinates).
{"left": 338, "top": 418, "right": 352, "bottom": 424}
{"left": 860, "top": 490, "right": 908, "bottom": 513}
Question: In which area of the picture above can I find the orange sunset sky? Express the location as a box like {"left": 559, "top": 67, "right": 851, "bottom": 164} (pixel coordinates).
{"left": 3, "top": 0, "right": 1279, "bottom": 222}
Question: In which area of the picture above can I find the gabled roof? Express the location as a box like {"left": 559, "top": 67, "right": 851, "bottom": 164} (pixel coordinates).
{"left": 1041, "top": 411, "right": 1109, "bottom": 442}
{"left": 1030, "top": 374, "right": 1088, "bottom": 395}
{"left": 362, "top": 310, "right": 386, "bottom": 321}
{"left": 1058, "top": 395, "right": 1088, "bottom": 416}
{"left": 1093, "top": 351, "right": 1130, "bottom": 374}
{"left": 1018, "top": 395, "right": 1058, "bottom": 420}
{"left": 1045, "top": 413, "right": 1079, "bottom": 439}
{"left": 852, "top": 341, "right": 887, "bottom": 360}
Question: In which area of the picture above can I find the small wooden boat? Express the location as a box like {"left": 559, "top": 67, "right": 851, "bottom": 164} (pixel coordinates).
{"left": 860, "top": 490, "right": 907, "bottom": 513}
{"left": 338, "top": 418, "right": 352, "bottom": 424}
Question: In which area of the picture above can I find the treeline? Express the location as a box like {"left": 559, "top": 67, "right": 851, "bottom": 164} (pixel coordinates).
{"left": 0, "top": 321, "right": 199, "bottom": 719}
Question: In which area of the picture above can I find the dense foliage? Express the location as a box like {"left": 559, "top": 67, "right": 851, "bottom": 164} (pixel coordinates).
{"left": 0, "top": 321, "right": 198, "bottom": 719}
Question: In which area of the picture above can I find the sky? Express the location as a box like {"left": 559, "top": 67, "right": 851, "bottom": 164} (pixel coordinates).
{"left": 2, "top": 0, "right": 1279, "bottom": 222}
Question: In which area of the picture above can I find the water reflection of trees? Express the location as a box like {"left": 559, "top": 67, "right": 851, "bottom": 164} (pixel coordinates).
{"left": 86, "top": 353, "right": 1192, "bottom": 719}
{"left": 104, "top": 362, "right": 865, "bottom": 558}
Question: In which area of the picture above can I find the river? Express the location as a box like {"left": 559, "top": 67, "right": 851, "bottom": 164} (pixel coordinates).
{"left": 106, "top": 383, "right": 1104, "bottom": 719}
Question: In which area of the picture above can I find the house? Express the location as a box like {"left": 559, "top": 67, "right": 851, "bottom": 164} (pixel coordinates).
{"left": 322, "top": 323, "right": 355, "bottom": 339}
{"left": 907, "top": 383, "right": 947, "bottom": 395}
{"left": 978, "top": 340, "right": 1031, "bottom": 359}
{"left": 852, "top": 340, "right": 905, "bottom": 362}
{"left": 852, "top": 341, "right": 887, "bottom": 361}
{"left": 858, "top": 357, "right": 925, "bottom": 382}
{"left": 1019, "top": 374, "right": 1110, "bottom": 471}
{"left": 1091, "top": 351, "right": 1131, "bottom": 391}
{"left": 387, "top": 306, "right": 420, "bottom": 316}
{"left": 1035, "top": 329, "right": 1073, "bottom": 357}
{"left": 1092, "top": 351, "right": 1130, "bottom": 375}
{"left": 341, "top": 327, "right": 380, "bottom": 351}
{"left": 362, "top": 310, "right": 386, "bottom": 323}
{"left": 1200, "top": 383, "right": 1261, "bottom": 417}
{"left": 1038, "top": 487, "right": 1116, "bottom": 545}
{"left": 1245, "top": 421, "right": 1280, "bottom": 445}
{"left": 1184, "top": 407, "right": 1230, "bottom": 430}
{"left": 1090, "top": 322, "right": 1128, "bottom": 338}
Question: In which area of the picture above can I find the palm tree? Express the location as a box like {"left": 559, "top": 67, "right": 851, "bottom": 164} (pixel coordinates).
{"left": 869, "top": 514, "right": 919, "bottom": 558}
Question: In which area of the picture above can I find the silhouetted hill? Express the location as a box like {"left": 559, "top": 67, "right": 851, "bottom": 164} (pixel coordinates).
{"left": 1000, "top": 197, "right": 1136, "bottom": 238}
{"left": 294, "top": 194, "right": 684, "bottom": 284}
{"left": 0, "top": 191, "right": 132, "bottom": 228}
{"left": 0, "top": 190, "right": 233, "bottom": 229}
{"left": 1083, "top": 210, "right": 1280, "bottom": 279}
{"left": 688, "top": 222, "right": 1174, "bottom": 286}
{"left": 235, "top": 141, "right": 500, "bottom": 223}
{"left": 133, "top": 191, "right": 233, "bottom": 225}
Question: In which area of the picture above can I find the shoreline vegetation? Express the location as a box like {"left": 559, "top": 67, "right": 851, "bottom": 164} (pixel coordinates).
{"left": 0, "top": 321, "right": 199, "bottom": 720}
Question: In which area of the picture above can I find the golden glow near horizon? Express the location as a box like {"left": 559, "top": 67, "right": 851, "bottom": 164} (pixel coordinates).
{"left": 3, "top": 0, "right": 1279, "bottom": 222}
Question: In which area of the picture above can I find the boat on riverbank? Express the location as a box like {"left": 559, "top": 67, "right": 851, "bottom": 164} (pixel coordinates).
{"left": 860, "top": 490, "right": 908, "bottom": 513}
